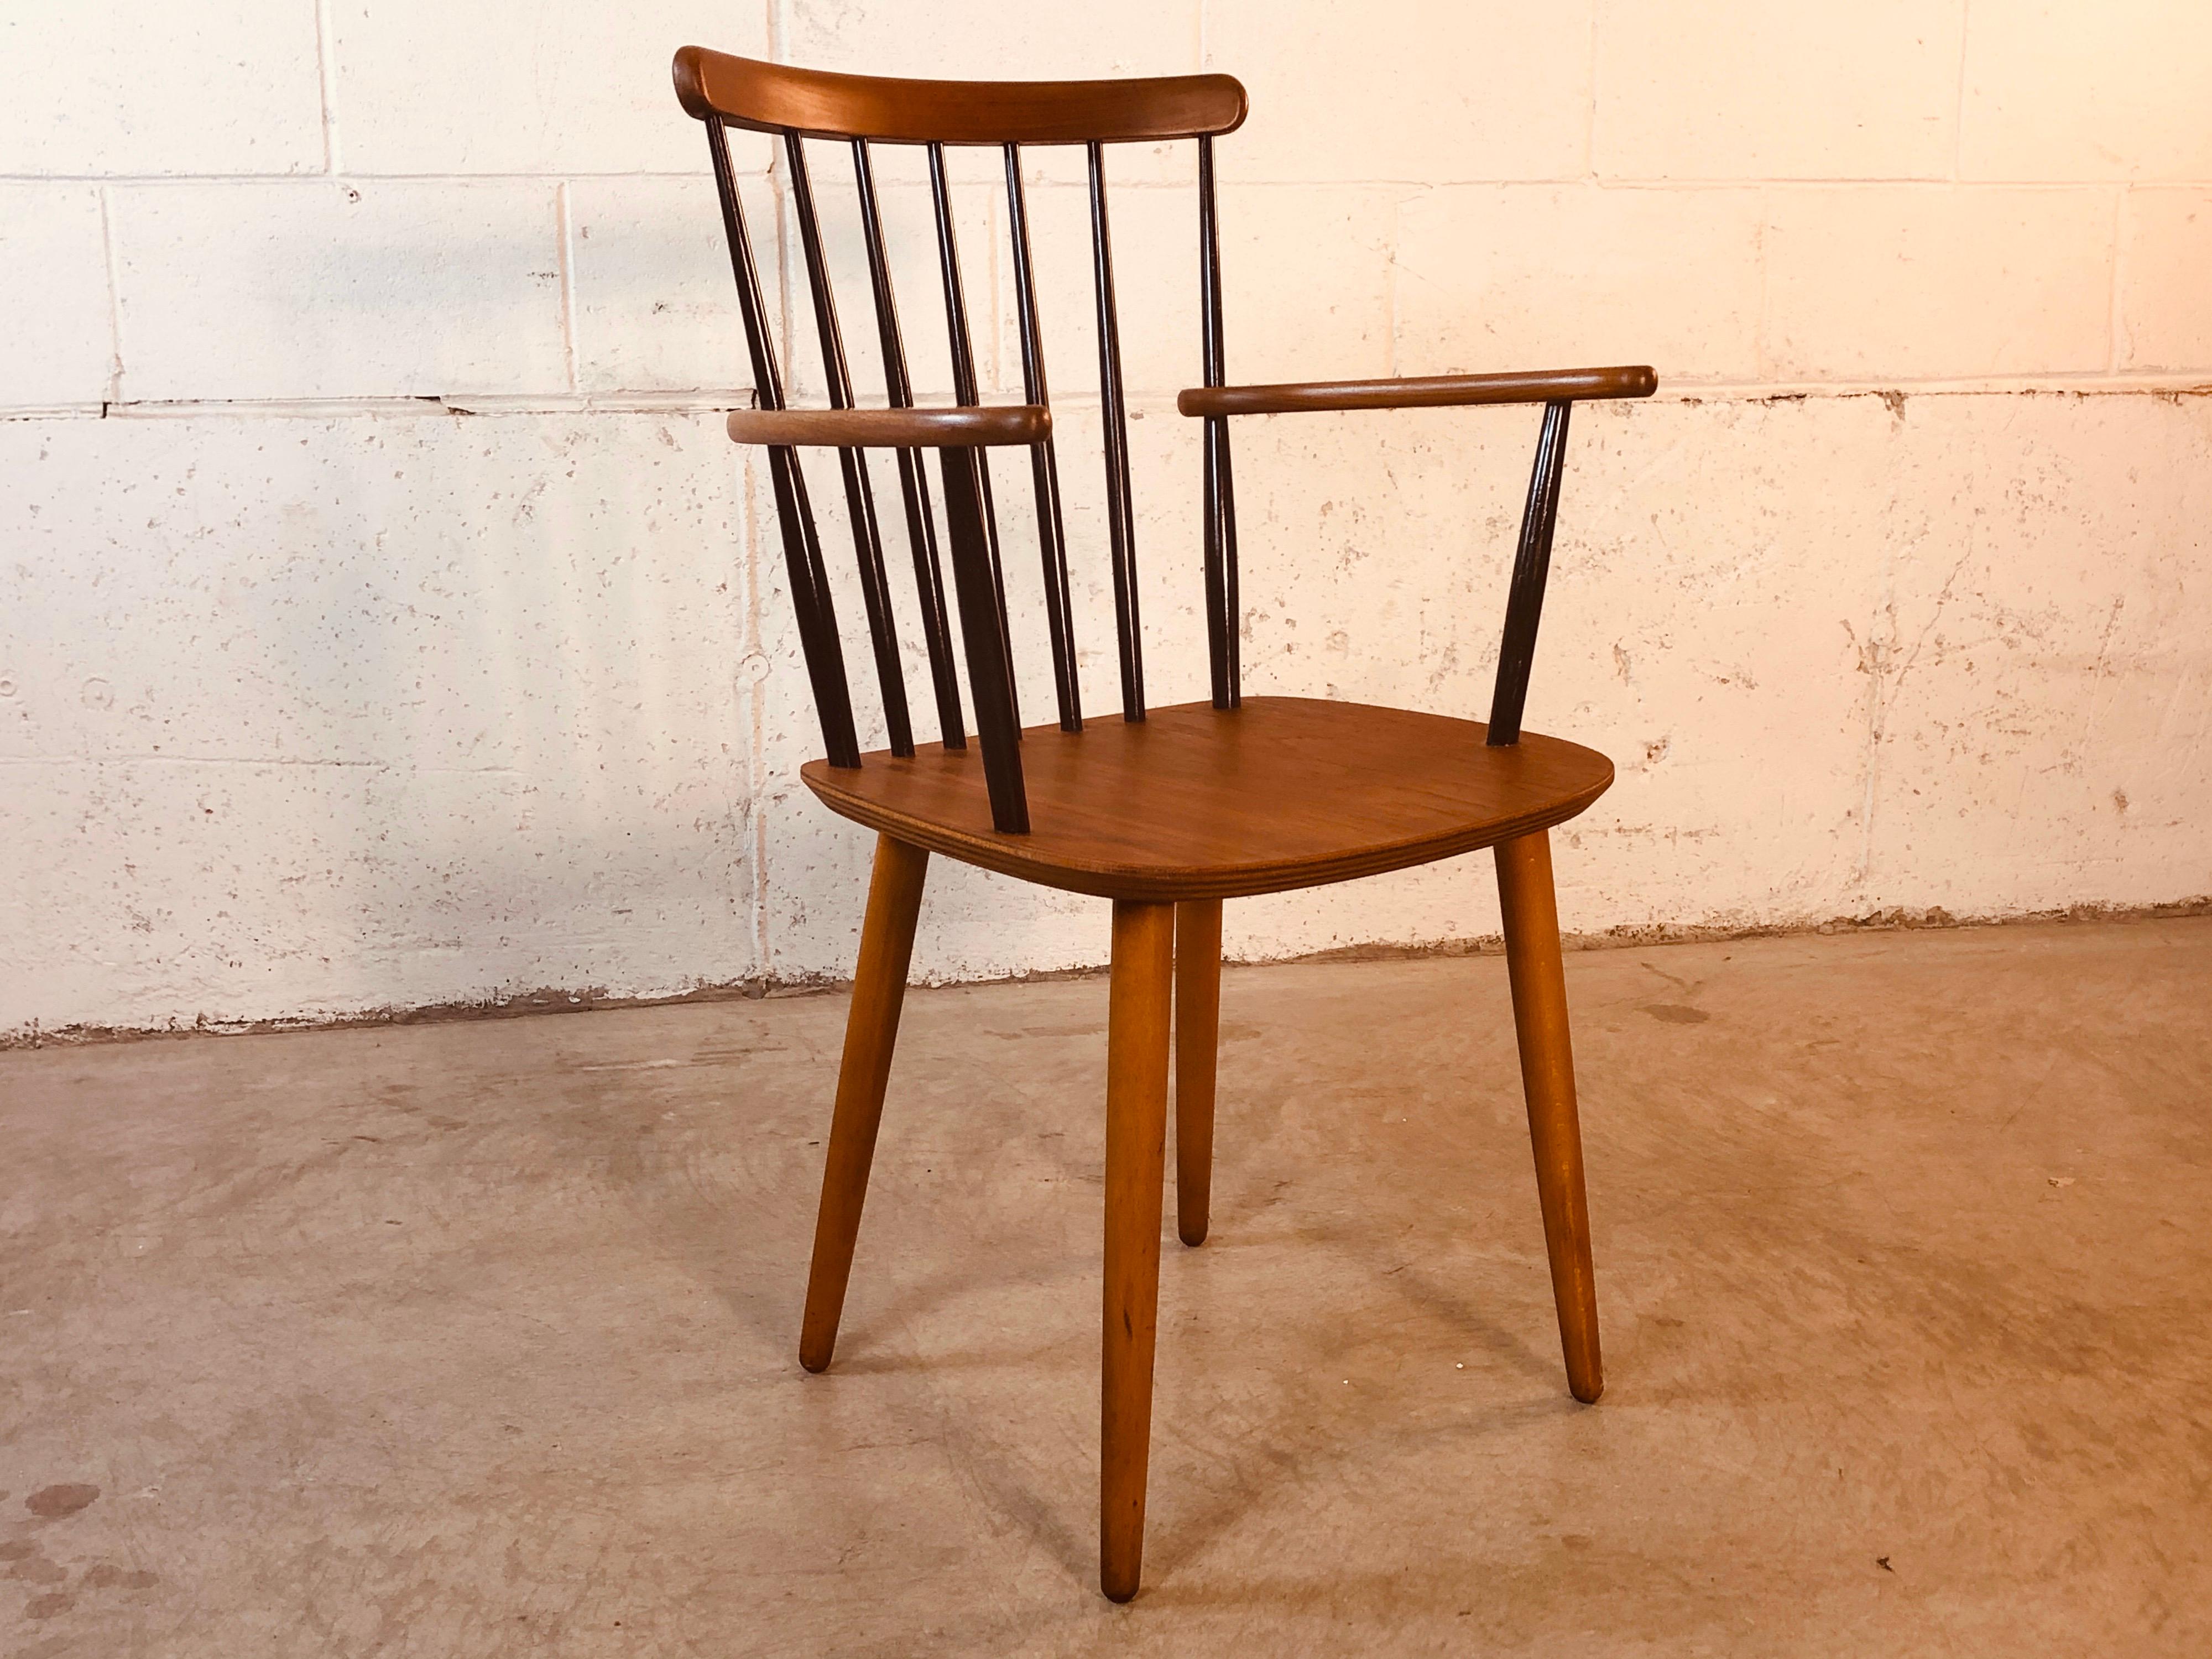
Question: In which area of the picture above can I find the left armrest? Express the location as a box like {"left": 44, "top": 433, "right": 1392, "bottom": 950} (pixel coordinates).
{"left": 1176, "top": 364, "right": 1656, "bottom": 418}
{"left": 726, "top": 403, "right": 1048, "bottom": 448}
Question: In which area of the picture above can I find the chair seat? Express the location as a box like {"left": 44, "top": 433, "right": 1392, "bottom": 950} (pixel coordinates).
{"left": 801, "top": 695, "right": 1613, "bottom": 901}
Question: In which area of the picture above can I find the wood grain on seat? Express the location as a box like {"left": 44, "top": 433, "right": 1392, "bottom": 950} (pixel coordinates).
{"left": 801, "top": 696, "right": 1614, "bottom": 902}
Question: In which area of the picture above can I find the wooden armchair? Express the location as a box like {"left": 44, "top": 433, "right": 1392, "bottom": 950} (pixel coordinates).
{"left": 674, "top": 45, "right": 1657, "bottom": 1601}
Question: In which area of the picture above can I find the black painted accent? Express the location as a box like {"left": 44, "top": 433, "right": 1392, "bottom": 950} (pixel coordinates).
{"left": 1487, "top": 399, "right": 1574, "bottom": 747}
{"left": 1216, "top": 418, "right": 1241, "bottom": 705}
{"left": 1004, "top": 143, "right": 1083, "bottom": 733}
{"left": 707, "top": 117, "right": 859, "bottom": 768}
{"left": 785, "top": 134, "right": 912, "bottom": 757}
{"left": 1088, "top": 141, "right": 1145, "bottom": 722}
{"left": 1197, "top": 135, "right": 1240, "bottom": 711}
{"left": 938, "top": 446, "right": 1030, "bottom": 833}
{"left": 852, "top": 139, "right": 966, "bottom": 752}
{"left": 927, "top": 143, "right": 1020, "bottom": 733}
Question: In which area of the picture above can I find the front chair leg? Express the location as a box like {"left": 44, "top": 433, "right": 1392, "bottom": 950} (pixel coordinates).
{"left": 1493, "top": 828, "right": 1604, "bottom": 1404}
{"left": 1101, "top": 899, "right": 1175, "bottom": 1601}
{"left": 1172, "top": 898, "right": 1223, "bottom": 1246}
{"left": 799, "top": 833, "right": 930, "bottom": 1374}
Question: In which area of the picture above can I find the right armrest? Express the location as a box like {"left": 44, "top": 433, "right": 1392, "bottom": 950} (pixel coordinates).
{"left": 1176, "top": 366, "right": 1655, "bottom": 418}
{"left": 725, "top": 404, "right": 1049, "bottom": 448}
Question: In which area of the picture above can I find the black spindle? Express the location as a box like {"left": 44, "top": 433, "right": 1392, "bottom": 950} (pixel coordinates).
{"left": 707, "top": 117, "right": 858, "bottom": 768}
{"left": 1487, "top": 399, "right": 1574, "bottom": 747}
{"left": 1197, "top": 134, "right": 1240, "bottom": 710}
{"left": 938, "top": 446, "right": 1030, "bottom": 833}
{"left": 1216, "top": 418, "right": 1241, "bottom": 704}
{"left": 927, "top": 143, "right": 1020, "bottom": 732}
{"left": 785, "top": 133, "right": 913, "bottom": 758}
{"left": 1088, "top": 140, "right": 1145, "bottom": 722}
{"left": 1004, "top": 143, "right": 1082, "bottom": 733}
{"left": 853, "top": 139, "right": 966, "bottom": 752}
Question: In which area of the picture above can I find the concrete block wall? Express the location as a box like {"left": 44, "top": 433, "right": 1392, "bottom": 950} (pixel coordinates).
{"left": 3, "top": 2, "right": 2209, "bottom": 1036}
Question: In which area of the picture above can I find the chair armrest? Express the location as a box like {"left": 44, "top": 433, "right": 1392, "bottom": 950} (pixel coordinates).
{"left": 726, "top": 404, "right": 1050, "bottom": 448}
{"left": 1176, "top": 366, "right": 1656, "bottom": 418}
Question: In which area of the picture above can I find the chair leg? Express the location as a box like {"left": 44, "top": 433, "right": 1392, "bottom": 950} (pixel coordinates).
{"left": 1493, "top": 828, "right": 1604, "bottom": 1405}
{"left": 798, "top": 833, "right": 930, "bottom": 1375}
{"left": 1101, "top": 899, "right": 1175, "bottom": 1602}
{"left": 1172, "top": 898, "right": 1223, "bottom": 1248}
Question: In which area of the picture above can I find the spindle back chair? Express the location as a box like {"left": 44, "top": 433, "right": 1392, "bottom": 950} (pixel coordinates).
{"left": 674, "top": 44, "right": 1657, "bottom": 1602}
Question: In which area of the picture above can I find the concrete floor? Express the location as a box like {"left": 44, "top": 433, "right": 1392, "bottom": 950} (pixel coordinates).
{"left": 3, "top": 917, "right": 2209, "bottom": 1656}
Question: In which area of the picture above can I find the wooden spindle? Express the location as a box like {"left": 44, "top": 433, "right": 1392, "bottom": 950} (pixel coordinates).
{"left": 853, "top": 139, "right": 967, "bottom": 752}
{"left": 1005, "top": 142, "right": 1083, "bottom": 733}
{"left": 937, "top": 445, "right": 1029, "bottom": 833}
{"left": 927, "top": 143, "right": 1020, "bottom": 733}
{"left": 786, "top": 133, "right": 914, "bottom": 757}
{"left": 1488, "top": 399, "right": 1574, "bottom": 747}
{"left": 1088, "top": 140, "right": 1146, "bottom": 723}
{"left": 1197, "top": 135, "right": 1239, "bottom": 711}
{"left": 707, "top": 116, "right": 858, "bottom": 768}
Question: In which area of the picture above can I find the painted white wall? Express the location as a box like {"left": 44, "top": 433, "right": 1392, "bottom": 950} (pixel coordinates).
{"left": 3, "top": 2, "right": 2209, "bottom": 1037}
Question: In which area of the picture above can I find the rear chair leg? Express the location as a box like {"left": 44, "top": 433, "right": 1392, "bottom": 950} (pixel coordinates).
{"left": 1101, "top": 900, "right": 1175, "bottom": 1601}
{"left": 1173, "top": 899, "right": 1223, "bottom": 1247}
{"left": 798, "top": 834, "right": 930, "bottom": 1374}
{"left": 1493, "top": 828, "right": 1604, "bottom": 1404}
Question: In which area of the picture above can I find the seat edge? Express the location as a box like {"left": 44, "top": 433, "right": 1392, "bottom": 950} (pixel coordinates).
{"left": 800, "top": 758, "right": 1614, "bottom": 902}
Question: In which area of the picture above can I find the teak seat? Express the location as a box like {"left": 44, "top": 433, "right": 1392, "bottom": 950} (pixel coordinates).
{"left": 672, "top": 42, "right": 1658, "bottom": 1603}
{"left": 804, "top": 697, "right": 1615, "bottom": 901}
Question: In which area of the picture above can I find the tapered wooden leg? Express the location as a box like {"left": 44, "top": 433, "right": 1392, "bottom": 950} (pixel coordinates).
{"left": 799, "top": 834, "right": 930, "bottom": 1375}
{"left": 1493, "top": 828, "right": 1604, "bottom": 1405}
{"left": 1172, "top": 899, "right": 1223, "bottom": 1248}
{"left": 1101, "top": 899, "right": 1175, "bottom": 1602}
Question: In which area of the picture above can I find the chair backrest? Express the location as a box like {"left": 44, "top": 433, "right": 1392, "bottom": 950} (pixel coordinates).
{"left": 674, "top": 47, "right": 1249, "bottom": 831}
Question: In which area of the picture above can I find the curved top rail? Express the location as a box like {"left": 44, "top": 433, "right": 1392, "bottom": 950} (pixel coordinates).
{"left": 674, "top": 46, "right": 1248, "bottom": 144}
